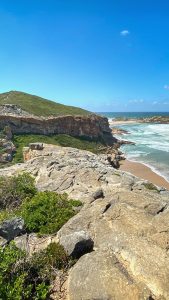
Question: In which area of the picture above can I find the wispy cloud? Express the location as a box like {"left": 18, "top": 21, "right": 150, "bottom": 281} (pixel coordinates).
{"left": 152, "top": 100, "right": 169, "bottom": 105}
{"left": 128, "top": 99, "right": 144, "bottom": 104}
{"left": 120, "top": 30, "right": 130, "bottom": 36}
{"left": 152, "top": 101, "right": 158, "bottom": 105}
{"left": 164, "top": 84, "right": 169, "bottom": 90}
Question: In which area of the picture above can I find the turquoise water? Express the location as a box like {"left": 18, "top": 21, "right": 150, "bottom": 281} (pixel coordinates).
{"left": 101, "top": 112, "right": 169, "bottom": 181}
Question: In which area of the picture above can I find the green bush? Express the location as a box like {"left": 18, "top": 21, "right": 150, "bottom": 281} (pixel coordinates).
{"left": 0, "top": 241, "right": 72, "bottom": 299}
{"left": 30, "top": 242, "right": 70, "bottom": 282}
{"left": 21, "top": 191, "right": 82, "bottom": 235}
{"left": 13, "top": 134, "right": 105, "bottom": 163}
{"left": 0, "top": 241, "right": 71, "bottom": 299}
{"left": 0, "top": 173, "right": 37, "bottom": 210}
{"left": 0, "top": 242, "right": 50, "bottom": 300}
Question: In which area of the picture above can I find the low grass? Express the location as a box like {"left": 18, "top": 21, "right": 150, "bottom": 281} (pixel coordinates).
{"left": 0, "top": 91, "right": 90, "bottom": 117}
{"left": 13, "top": 134, "right": 106, "bottom": 163}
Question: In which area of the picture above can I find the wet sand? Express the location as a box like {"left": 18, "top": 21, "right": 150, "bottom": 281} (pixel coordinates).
{"left": 120, "top": 159, "right": 169, "bottom": 190}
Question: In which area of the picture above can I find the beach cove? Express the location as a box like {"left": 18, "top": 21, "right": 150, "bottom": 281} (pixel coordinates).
{"left": 106, "top": 113, "right": 169, "bottom": 189}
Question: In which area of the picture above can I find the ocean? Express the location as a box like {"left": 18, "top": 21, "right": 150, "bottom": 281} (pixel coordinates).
{"left": 101, "top": 112, "right": 169, "bottom": 182}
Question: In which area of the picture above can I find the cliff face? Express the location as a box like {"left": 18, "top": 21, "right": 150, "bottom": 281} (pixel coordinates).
{"left": 0, "top": 112, "right": 115, "bottom": 145}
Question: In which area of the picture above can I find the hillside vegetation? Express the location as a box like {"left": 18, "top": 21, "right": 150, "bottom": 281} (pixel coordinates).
{"left": 0, "top": 173, "right": 80, "bottom": 299}
{"left": 13, "top": 134, "right": 105, "bottom": 163}
{"left": 0, "top": 91, "right": 90, "bottom": 117}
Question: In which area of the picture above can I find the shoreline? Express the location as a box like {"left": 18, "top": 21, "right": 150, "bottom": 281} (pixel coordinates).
{"left": 120, "top": 159, "right": 169, "bottom": 190}
{"left": 109, "top": 119, "right": 141, "bottom": 126}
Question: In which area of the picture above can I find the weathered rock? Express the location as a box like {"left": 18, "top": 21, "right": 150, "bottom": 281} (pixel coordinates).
{"left": 0, "top": 217, "right": 24, "bottom": 241}
{"left": 0, "top": 145, "right": 169, "bottom": 299}
{"left": 92, "top": 188, "right": 104, "bottom": 200}
{"left": 0, "top": 111, "right": 116, "bottom": 145}
{"left": 29, "top": 143, "right": 44, "bottom": 150}
{"left": 58, "top": 230, "right": 94, "bottom": 258}
{"left": 3, "top": 125, "right": 13, "bottom": 140}
{"left": 14, "top": 233, "right": 59, "bottom": 255}
{"left": 68, "top": 250, "right": 153, "bottom": 300}
{"left": 111, "top": 127, "right": 129, "bottom": 135}
{"left": 120, "top": 172, "right": 135, "bottom": 190}
{"left": 0, "top": 236, "right": 7, "bottom": 246}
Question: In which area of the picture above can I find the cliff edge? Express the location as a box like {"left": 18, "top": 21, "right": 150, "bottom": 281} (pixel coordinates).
{"left": 0, "top": 91, "right": 115, "bottom": 145}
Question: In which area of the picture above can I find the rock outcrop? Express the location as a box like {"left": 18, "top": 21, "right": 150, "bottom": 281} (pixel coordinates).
{"left": 0, "top": 126, "right": 16, "bottom": 162}
{"left": 0, "top": 105, "right": 115, "bottom": 145}
{"left": 1, "top": 144, "right": 169, "bottom": 299}
{"left": 0, "top": 217, "right": 24, "bottom": 241}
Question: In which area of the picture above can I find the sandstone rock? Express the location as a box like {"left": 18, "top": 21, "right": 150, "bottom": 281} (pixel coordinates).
{"left": 120, "top": 172, "right": 135, "bottom": 190}
{"left": 0, "top": 145, "right": 169, "bottom": 299}
{"left": 58, "top": 230, "right": 94, "bottom": 258}
{"left": 0, "top": 113, "right": 116, "bottom": 145}
{"left": 29, "top": 143, "right": 44, "bottom": 150}
{"left": 68, "top": 250, "right": 153, "bottom": 300}
{"left": 14, "top": 233, "right": 59, "bottom": 255}
{"left": 0, "top": 217, "right": 24, "bottom": 241}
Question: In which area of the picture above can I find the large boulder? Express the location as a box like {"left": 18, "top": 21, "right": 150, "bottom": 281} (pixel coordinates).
{"left": 68, "top": 250, "right": 152, "bottom": 300}
{"left": 58, "top": 230, "right": 94, "bottom": 259}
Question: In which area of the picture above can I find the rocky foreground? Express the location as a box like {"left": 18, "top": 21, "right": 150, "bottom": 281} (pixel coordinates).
{"left": 1, "top": 144, "right": 169, "bottom": 299}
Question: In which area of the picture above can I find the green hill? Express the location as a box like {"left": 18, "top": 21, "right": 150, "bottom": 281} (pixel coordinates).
{"left": 0, "top": 91, "right": 91, "bottom": 117}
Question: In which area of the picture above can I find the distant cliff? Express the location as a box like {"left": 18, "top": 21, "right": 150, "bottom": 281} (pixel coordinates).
{"left": 0, "top": 105, "right": 115, "bottom": 145}
{"left": 0, "top": 91, "right": 116, "bottom": 145}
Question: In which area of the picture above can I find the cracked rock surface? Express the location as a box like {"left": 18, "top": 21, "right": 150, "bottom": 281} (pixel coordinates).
{"left": 1, "top": 144, "right": 169, "bottom": 300}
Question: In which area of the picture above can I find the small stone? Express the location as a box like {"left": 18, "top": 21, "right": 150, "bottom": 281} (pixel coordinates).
{"left": 29, "top": 143, "right": 44, "bottom": 150}
{"left": 0, "top": 217, "right": 24, "bottom": 241}
{"left": 92, "top": 188, "right": 104, "bottom": 200}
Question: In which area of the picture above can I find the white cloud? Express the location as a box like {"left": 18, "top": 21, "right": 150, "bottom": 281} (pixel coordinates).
{"left": 128, "top": 99, "right": 144, "bottom": 104}
{"left": 120, "top": 30, "right": 130, "bottom": 36}
{"left": 164, "top": 85, "right": 169, "bottom": 90}
{"left": 163, "top": 101, "right": 169, "bottom": 105}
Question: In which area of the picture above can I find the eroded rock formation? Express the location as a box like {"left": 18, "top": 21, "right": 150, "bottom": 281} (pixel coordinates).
{"left": 0, "top": 105, "right": 115, "bottom": 145}
{"left": 1, "top": 144, "right": 169, "bottom": 299}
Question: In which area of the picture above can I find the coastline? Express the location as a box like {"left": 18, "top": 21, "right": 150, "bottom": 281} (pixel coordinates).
{"left": 108, "top": 117, "right": 169, "bottom": 190}
{"left": 120, "top": 159, "right": 169, "bottom": 189}
{"left": 109, "top": 119, "right": 141, "bottom": 126}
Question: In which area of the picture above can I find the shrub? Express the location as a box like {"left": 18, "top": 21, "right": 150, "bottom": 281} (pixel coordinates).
{"left": 0, "top": 241, "right": 50, "bottom": 300}
{"left": 20, "top": 191, "right": 82, "bottom": 235}
{"left": 0, "top": 173, "right": 37, "bottom": 210}
{"left": 30, "top": 242, "right": 70, "bottom": 282}
{"left": 0, "top": 241, "right": 71, "bottom": 300}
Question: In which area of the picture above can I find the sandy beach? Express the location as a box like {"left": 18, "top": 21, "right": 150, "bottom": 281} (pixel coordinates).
{"left": 109, "top": 119, "right": 141, "bottom": 126}
{"left": 120, "top": 159, "right": 169, "bottom": 189}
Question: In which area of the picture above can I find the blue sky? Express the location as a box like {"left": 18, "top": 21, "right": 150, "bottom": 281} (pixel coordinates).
{"left": 0, "top": 0, "right": 169, "bottom": 112}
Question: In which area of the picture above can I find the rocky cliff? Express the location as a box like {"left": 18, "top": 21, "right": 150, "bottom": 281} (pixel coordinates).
{"left": 0, "top": 104, "right": 115, "bottom": 145}
{"left": 1, "top": 144, "right": 169, "bottom": 300}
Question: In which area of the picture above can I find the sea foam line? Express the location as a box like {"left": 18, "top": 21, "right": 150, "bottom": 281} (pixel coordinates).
{"left": 125, "top": 156, "right": 169, "bottom": 183}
